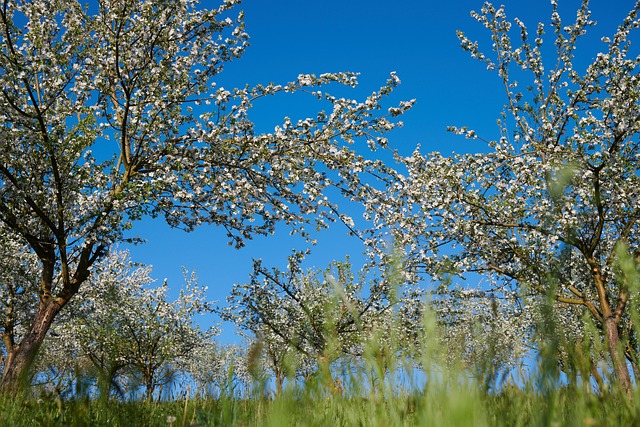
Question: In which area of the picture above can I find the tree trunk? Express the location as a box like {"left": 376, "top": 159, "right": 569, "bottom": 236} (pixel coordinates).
{"left": 144, "top": 369, "right": 155, "bottom": 401}
{"left": 0, "top": 300, "right": 63, "bottom": 393}
{"left": 145, "top": 382, "right": 155, "bottom": 401}
{"left": 275, "top": 370, "right": 284, "bottom": 396}
{"left": 96, "top": 367, "right": 117, "bottom": 401}
{"left": 604, "top": 316, "right": 633, "bottom": 398}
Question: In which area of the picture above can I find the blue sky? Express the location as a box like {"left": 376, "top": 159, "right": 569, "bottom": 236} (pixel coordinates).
{"left": 123, "top": 0, "right": 635, "bottom": 342}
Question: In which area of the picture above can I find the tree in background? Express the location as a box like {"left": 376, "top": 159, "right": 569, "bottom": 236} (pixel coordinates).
{"left": 183, "top": 342, "right": 251, "bottom": 398}
{"left": 223, "top": 251, "right": 424, "bottom": 392}
{"left": 430, "top": 286, "right": 532, "bottom": 391}
{"left": 0, "top": 0, "right": 410, "bottom": 390}
{"left": 36, "top": 250, "right": 216, "bottom": 400}
{"left": 114, "top": 272, "right": 215, "bottom": 401}
{"left": 374, "top": 1, "right": 640, "bottom": 396}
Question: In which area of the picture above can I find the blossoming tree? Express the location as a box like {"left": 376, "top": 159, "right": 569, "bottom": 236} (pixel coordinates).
{"left": 374, "top": 1, "right": 640, "bottom": 396}
{"left": 182, "top": 342, "right": 251, "bottom": 398}
{"left": 223, "top": 251, "right": 424, "bottom": 392}
{"left": 35, "top": 250, "right": 216, "bottom": 400}
{"left": 0, "top": 0, "right": 410, "bottom": 390}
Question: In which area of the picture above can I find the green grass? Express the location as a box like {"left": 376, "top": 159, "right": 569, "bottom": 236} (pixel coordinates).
{"left": 5, "top": 332, "right": 639, "bottom": 427}
{"left": 0, "top": 384, "right": 637, "bottom": 426}
{"left": 4, "top": 342, "right": 640, "bottom": 425}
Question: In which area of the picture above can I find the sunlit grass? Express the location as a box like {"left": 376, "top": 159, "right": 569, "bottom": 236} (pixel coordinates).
{"left": 3, "top": 372, "right": 637, "bottom": 426}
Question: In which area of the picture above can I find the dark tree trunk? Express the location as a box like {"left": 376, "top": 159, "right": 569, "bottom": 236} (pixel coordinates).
{"left": 96, "top": 365, "right": 122, "bottom": 401}
{"left": 1, "top": 299, "right": 64, "bottom": 393}
{"left": 589, "top": 262, "right": 633, "bottom": 398}
{"left": 145, "top": 381, "right": 155, "bottom": 401}
{"left": 144, "top": 369, "right": 156, "bottom": 401}
{"left": 0, "top": 241, "right": 98, "bottom": 394}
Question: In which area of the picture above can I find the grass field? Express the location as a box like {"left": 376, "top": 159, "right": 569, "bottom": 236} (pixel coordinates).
{"left": 1, "top": 378, "right": 637, "bottom": 426}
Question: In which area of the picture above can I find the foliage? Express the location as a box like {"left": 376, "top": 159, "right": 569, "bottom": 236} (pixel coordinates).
{"left": 430, "top": 285, "right": 531, "bottom": 390}
{"left": 6, "top": 234, "right": 640, "bottom": 425}
{"left": 371, "top": 0, "right": 640, "bottom": 395}
{"left": 3, "top": 0, "right": 640, "bottom": 424}
{"left": 182, "top": 341, "right": 252, "bottom": 398}
{"left": 0, "top": 385, "right": 636, "bottom": 427}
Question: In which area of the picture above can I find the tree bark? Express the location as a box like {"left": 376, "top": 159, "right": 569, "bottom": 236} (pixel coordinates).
{"left": 604, "top": 316, "right": 633, "bottom": 398}
{"left": 589, "top": 260, "right": 633, "bottom": 398}
{"left": 0, "top": 299, "right": 64, "bottom": 393}
{"left": 630, "top": 353, "right": 640, "bottom": 385}
{"left": 144, "top": 369, "right": 156, "bottom": 401}
{"left": 275, "top": 370, "right": 284, "bottom": 396}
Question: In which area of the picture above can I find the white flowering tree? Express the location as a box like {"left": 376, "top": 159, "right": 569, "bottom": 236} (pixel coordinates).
{"left": 430, "top": 286, "right": 532, "bottom": 390}
{"left": 183, "top": 342, "right": 252, "bottom": 398}
{"left": 30, "top": 325, "right": 93, "bottom": 399}
{"left": 37, "top": 250, "right": 217, "bottom": 400}
{"left": 116, "top": 273, "right": 216, "bottom": 401}
{"left": 0, "top": 0, "right": 410, "bottom": 390}
{"left": 374, "top": 1, "right": 640, "bottom": 396}
{"left": 223, "top": 251, "right": 424, "bottom": 391}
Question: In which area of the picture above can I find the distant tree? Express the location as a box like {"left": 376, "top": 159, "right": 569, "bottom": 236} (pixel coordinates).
{"left": 248, "top": 326, "right": 300, "bottom": 395}
{"left": 183, "top": 341, "right": 251, "bottom": 398}
{"left": 119, "top": 275, "right": 215, "bottom": 401}
{"left": 431, "top": 286, "right": 532, "bottom": 391}
{"left": 31, "top": 330, "right": 92, "bottom": 399}
{"left": 375, "top": 1, "right": 640, "bottom": 396}
{"left": 39, "top": 251, "right": 216, "bottom": 401}
{"left": 223, "top": 252, "right": 423, "bottom": 390}
{"left": 0, "top": 0, "right": 410, "bottom": 390}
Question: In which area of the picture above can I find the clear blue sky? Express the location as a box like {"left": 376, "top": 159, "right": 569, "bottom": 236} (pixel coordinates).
{"left": 123, "top": 0, "right": 634, "bottom": 342}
